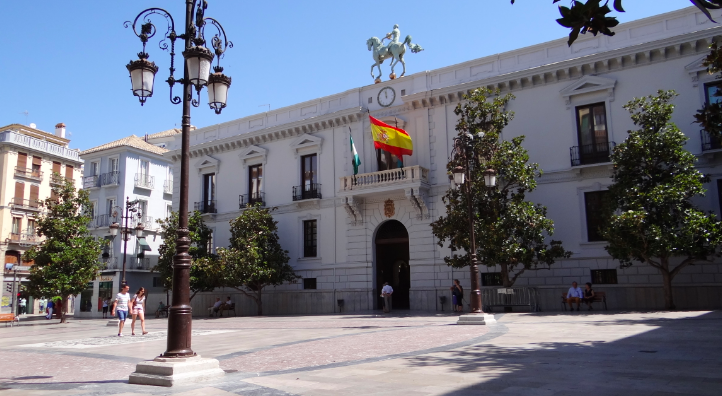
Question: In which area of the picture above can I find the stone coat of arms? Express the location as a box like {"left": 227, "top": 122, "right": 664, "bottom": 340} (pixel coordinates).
{"left": 384, "top": 199, "right": 395, "bottom": 218}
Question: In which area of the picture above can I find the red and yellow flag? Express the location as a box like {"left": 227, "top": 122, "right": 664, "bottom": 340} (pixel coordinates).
{"left": 370, "top": 116, "right": 413, "bottom": 158}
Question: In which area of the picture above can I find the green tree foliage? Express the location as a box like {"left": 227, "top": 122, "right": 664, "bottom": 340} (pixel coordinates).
{"left": 694, "top": 42, "right": 722, "bottom": 137}
{"left": 511, "top": 1, "right": 719, "bottom": 46}
{"left": 218, "top": 205, "right": 298, "bottom": 315}
{"left": 23, "top": 176, "right": 102, "bottom": 323}
{"left": 431, "top": 88, "right": 571, "bottom": 287}
{"left": 154, "top": 210, "right": 221, "bottom": 300}
{"left": 602, "top": 90, "right": 722, "bottom": 310}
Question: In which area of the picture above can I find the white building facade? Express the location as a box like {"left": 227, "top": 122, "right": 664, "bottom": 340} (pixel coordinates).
{"left": 75, "top": 131, "right": 179, "bottom": 317}
{"left": 167, "top": 7, "right": 722, "bottom": 315}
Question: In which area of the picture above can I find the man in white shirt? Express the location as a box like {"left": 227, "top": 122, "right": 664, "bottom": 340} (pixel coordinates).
{"left": 208, "top": 298, "right": 223, "bottom": 316}
{"left": 566, "top": 282, "right": 584, "bottom": 311}
{"left": 111, "top": 285, "right": 131, "bottom": 336}
{"left": 382, "top": 282, "right": 393, "bottom": 313}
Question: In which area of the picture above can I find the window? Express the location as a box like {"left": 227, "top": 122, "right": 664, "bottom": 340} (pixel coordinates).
{"left": 249, "top": 164, "right": 263, "bottom": 202}
{"left": 52, "top": 161, "right": 61, "bottom": 176}
{"left": 301, "top": 154, "right": 317, "bottom": 190}
{"left": 90, "top": 161, "right": 99, "bottom": 176}
{"left": 152, "top": 277, "right": 163, "bottom": 288}
{"left": 12, "top": 217, "right": 22, "bottom": 235}
{"left": 584, "top": 190, "right": 609, "bottom": 242}
{"left": 591, "top": 269, "right": 618, "bottom": 284}
{"left": 368, "top": 97, "right": 372, "bottom": 104}
{"left": 140, "top": 160, "right": 150, "bottom": 177}
{"left": 202, "top": 173, "right": 216, "bottom": 212}
{"left": 206, "top": 229, "right": 215, "bottom": 255}
{"left": 14, "top": 181, "right": 24, "bottom": 205}
{"left": 31, "top": 156, "right": 41, "bottom": 176}
{"left": 376, "top": 149, "right": 403, "bottom": 171}
{"left": 303, "top": 278, "right": 317, "bottom": 289}
{"left": 481, "top": 273, "right": 503, "bottom": 286}
{"left": 107, "top": 198, "right": 116, "bottom": 216}
{"left": 65, "top": 164, "right": 74, "bottom": 180}
{"left": 303, "top": 220, "right": 317, "bottom": 257}
{"left": 166, "top": 204, "right": 173, "bottom": 220}
{"left": 138, "top": 200, "right": 148, "bottom": 224}
{"left": 29, "top": 184, "right": 39, "bottom": 208}
{"left": 88, "top": 201, "right": 97, "bottom": 218}
{"left": 27, "top": 219, "right": 36, "bottom": 236}
{"left": 575, "top": 103, "right": 610, "bottom": 165}
{"left": 705, "top": 81, "right": 722, "bottom": 105}
{"left": 109, "top": 157, "right": 118, "bottom": 172}
{"left": 16, "top": 152, "right": 27, "bottom": 168}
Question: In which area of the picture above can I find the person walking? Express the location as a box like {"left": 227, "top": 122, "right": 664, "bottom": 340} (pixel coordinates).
{"left": 102, "top": 298, "right": 109, "bottom": 319}
{"left": 130, "top": 287, "right": 148, "bottom": 336}
{"left": 450, "top": 279, "right": 464, "bottom": 312}
{"left": 18, "top": 297, "right": 26, "bottom": 315}
{"left": 111, "top": 285, "right": 131, "bottom": 337}
{"left": 45, "top": 299, "right": 54, "bottom": 319}
{"left": 382, "top": 282, "right": 393, "bottom": 313}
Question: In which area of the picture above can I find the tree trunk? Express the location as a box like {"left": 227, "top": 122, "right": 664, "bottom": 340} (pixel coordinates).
{"left": 660, "top": 269, "right": 676, "bottom": 310}
{"left": 256, "top": 289, "right": 263, "bottom": 316}
{"left": 60, "top": 295, "right": 68, "bottom": 323}
{"left": 500, "top": 263, "right": 512, "bottom": 288}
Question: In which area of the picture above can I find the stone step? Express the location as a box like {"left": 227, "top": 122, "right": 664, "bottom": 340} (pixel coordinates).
{"left": 457, "top": 313, "right": 496, "bottom": 325}
{"left": 129, "top": 355, "right": 224, "bottom": 387}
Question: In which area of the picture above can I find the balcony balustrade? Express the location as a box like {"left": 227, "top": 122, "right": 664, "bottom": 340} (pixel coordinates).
{"left": 15, "top": 167, "right": 43, "bottom": 181}
{"left": 101, "top": 257, "right": 119, "bottom": 270}
{"left": 50, "top": 174, "right": 65, "bottom": 186}
{"left": 96, "top": 214, "right": 111, "bottom": 228}
{"left": 339, "top": 165, "right": 429, "bottom": 193}
{"left": 163, "top": 180, "right": 173, "bottom": 194}
{"left": 293, "top": 183, "right": 322, "bottom": 201}
{"left": 9, "top": 198, "right": 41, "bottom": 211}
{"left": 701, "top": 129, "right": 722, "bottom": 151}
{"left": 83, "top": 175, "right": 99, "bottom": 189}
{"left": 135, "top": 215, "right": 154, "bottom": 229}
{"left": 0, "top": 130, "right": 80, "bottom": 162}
{"left": 194, "top": 201, "right": 217, "bottom": 214}
{"left": 569, "top": 142, "right": 616, "bottom": 167}
{"left": 135, "top": 173, "right": 154, "bottom": 190}
{"left": 100, "top": 171, "right": 120, "bottom": 187}
{"left": 9, "top": 232, "right": 39, "bottom": 245}
{"left": 131, "top": 257, "right": 152, "bottom": 270}
{"left": 239, "top": 192, "right": 265, "bottom": 208}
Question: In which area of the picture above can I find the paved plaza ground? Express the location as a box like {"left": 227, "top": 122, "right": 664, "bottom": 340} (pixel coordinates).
{"left": 0, "top": 310, "right": 720, "bottom": 395}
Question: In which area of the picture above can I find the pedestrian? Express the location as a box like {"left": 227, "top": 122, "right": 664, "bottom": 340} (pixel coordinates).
{"left": 102, "top": 297, "right": 109, "bottom": 319}
{"left": 381, "top": 282, "right": 393, "bottom": 313}
{"left": 39, "top": 297, "right": 46, "bottom": 312}
{"left": 18, "top": 297, "right": 26, "bottom": 315}
{"left": 45, "top": 298, "right": 54, "bottom": 319}
{"left": 130, "top": 287, "right": 148, "bottom": 336}
{"left": 450, "top": 279, "right": 464, "bottom": 312}
{"left": 111, "top": 285, "right": 131, "bottom": 337}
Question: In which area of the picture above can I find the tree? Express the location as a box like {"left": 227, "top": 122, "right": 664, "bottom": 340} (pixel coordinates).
{"left": 218, "top": 205, "right": 299, "bottom": 315}
{"left": 154, "top": 210, "right": 221, "bottom": 300}
{"left": 431, "top": 88, "right": 571, "bottom": 288}
{"left": 694, "top": 42, "right": 722, "bottom": 137}
{"left": 511, "top": 1, "right": 719, "bottom": 46}
{"left": 23, "top": 177, "right": 103, "bottom": 323}
{"left": 602, "top": 90, "right": 722, "bottom": 310}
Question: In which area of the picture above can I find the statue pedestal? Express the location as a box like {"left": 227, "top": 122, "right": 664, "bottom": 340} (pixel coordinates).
{"left": 457, "top": 313, "right": 496, "bottom": 325}
{"left": 128, "top": 355, "right": 224, "bottom": 387}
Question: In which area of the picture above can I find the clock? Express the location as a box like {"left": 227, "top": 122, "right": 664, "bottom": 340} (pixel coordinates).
{"left": 377, "top": 86, "right": 396, "bottom": 107}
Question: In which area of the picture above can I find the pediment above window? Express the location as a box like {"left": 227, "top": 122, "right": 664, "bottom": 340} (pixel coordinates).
{"left": 560, "top": 75, "right": 616, "bottom": 107}
{"left": 239, "top": 145, "right": 267, "bottom": 167}
{"left": 194, "top": 155, "right": 219, "bottom": 174}
{"left": 685, "top": 55, "right": 709, "bottom": 85}
{"left": 290, "top": 133, "right": 323, "bottom": 158}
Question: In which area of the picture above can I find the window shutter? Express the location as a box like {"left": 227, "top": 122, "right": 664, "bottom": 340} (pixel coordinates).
{"left": 29, "top": 185, "right": 40, "bottom": 208}
{"left": 32, "top": 156, "right": 42, "bottom": 166}
{"left": 17, "top": 152, "right": 27, "bottom": 168}
{"left": 52, "top": 161, "right": 61, "bottom": 174}
{"left": 14, "top": 182, "right": 24, "bottom": 204}
{"left": 65, "top": 165, "right": 74, "bottom": 179}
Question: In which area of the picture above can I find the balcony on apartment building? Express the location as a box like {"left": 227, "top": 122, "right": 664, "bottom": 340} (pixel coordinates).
{"left": 101, "top": 257, "right": 119, "bottom": 270}
{"left": 194, "top": 200, "right": 217, "bottom": 214}
{"left": 8, "top": 232, "right": 39, "bottom": 245}
{"left": 701, "top": 130, "right": 722, "bottom": 152}
{"left": 50, "top": 174, "right": 67, "bottom": 186}
{"left": 83, "top": 175, "right": 99, "bottom": 189}
{"left": 135, "top": 215, "right": 154, "bottom": 229}
{"left": 100, "top": 257, "right": 153, "bottom": 271}
{"left": 134, "top": 174, "right": 154, "bottom": 190}
{"left": 9, "top": 198, "right": 41, "bottom": 211}
{"left": 0, "top": 130, "right": 80, "bottom": 162}
{"left": 163, "top": 180, "right": 173, "bottom": 194}
{"left": 131, "top": 257, "right": 152, "bottom": 270}
{"left": 569, "top": 142, "right": 616, "bottom": 167}
{"left": 100, "top": 171, "right": 120, "bottom": 187}
{"left": 14, "top": 167, "right": 43, "bottom": 181}
{"left": 293, "top": 183, "right": 322, "bottom": 201}
{"left": 338, "top": 165, "right": 429, "bottom": 195}
{"left": 239, "top": 192, "right": 265, "bottom": 209}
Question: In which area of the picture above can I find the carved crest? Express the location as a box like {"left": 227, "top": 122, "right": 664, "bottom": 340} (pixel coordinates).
{"left": 384, "top": 199, "right": 395, "bottom": 218}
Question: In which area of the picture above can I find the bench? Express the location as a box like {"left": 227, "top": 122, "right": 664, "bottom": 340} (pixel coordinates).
{"left": 0, "top": 313, "right": 19, "bottom": 327}
{"left": 219, "top": 303, "right": 236, "bottom": 317}
{"left": 482, "top": 287, "right": 540, "bottom": 312}
{"left": 561, "top": 291, "right": 607, "bottom": 311}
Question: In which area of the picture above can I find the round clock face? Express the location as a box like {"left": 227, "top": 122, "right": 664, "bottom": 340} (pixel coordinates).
{"left": 377, "top": 87, "right": 396, "bottom": 107}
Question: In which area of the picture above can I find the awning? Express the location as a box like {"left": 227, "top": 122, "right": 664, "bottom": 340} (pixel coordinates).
{"left": 138, "top": 237, "right": 152, "bottom": 252}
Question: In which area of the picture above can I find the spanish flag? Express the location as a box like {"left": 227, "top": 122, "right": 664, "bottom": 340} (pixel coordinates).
{"left": 370, "top": 116, "right": 413, "bottom": 158}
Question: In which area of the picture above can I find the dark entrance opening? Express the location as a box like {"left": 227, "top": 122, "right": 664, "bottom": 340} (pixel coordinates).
{"left": 375, "top": 220, "right": 410, "bottom": 310}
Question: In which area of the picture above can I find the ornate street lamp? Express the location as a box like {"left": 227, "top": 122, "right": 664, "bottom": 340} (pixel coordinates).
{"left": 108, "top": 197, "right": 144, "bottom": 286}
{"left": 124, "top": 1, "right": 232, "bottom": 381}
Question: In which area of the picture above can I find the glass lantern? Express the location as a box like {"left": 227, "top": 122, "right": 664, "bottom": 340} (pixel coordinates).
{"left": 126, "top": 53, "right": 159, "bottom": 106}
{"left": 183, "top": 46, "right": 215, "bottom": 90}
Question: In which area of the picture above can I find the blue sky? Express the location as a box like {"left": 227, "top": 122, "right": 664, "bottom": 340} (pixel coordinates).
{"left": 1, "top": 0, "right": 690, "bottom": 151}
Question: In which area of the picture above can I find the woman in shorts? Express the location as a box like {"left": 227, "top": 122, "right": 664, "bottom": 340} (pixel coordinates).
{"left": 130, "top": 287, "right": 148, "bottom": 336}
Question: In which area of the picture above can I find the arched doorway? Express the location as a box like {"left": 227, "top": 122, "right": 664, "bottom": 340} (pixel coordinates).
{"left": 375, "top": 220, "right": 410, "bottom": 310}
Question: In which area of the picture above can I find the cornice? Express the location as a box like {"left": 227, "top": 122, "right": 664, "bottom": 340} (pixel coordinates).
{"left": 167, "top": 107, "right": 366, "bottom": 161}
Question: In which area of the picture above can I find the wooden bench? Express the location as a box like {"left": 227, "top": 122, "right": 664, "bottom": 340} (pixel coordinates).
{"left": 0, "top": 313, "right": 19, "bottom": 327}
{"left": 219, "top": 303, "right": 236, "bottom": 317}
{"left": 561, "top": 291, "right": 607, "bottom": 311}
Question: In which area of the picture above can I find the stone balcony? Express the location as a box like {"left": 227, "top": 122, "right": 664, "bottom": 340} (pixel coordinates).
{"left": 338, "top": 165, "right": 431, "bottom": 224}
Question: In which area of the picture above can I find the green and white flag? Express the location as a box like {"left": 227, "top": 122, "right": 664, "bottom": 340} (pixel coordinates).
{"left": 350, "top": 130, "right": 361, "bottom": 175}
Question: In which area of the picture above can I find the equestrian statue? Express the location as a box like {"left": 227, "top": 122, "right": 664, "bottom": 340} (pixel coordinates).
{"left": 367, "top": 24, "right": 423, "bottom": 83}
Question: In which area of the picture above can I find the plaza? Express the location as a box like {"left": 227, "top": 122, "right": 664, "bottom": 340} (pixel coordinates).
{"left": 0, "top": 310, "right": 720, "bottom": 395}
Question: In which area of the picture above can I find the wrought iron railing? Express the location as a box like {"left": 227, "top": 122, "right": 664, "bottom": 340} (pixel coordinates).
{"left": 9, "top": 232, "right": 39, "bottom": 244}
{"left": 83, "top": 175, "right": 99, "bottom": 189}
{"left": 239, "top": 192, "right": 265, "bottom": 208}
{"left": 96, "top": 214, "right": 111, "bottom": 228}
{"left": 131, "top": 257, "right": 152, "bottom": 270}
{"left": 701, "top": 129, "right": 722, "bottom": 151}
{"left": 293, "top": 183, "right": 322, "bottom": 201}
{"left": 100, "top": 171, "right": 120, "bottom": 186}
{"left": 163, "top": 179, "right": 173, "bottom": 194}
{"left": 569, "top": 141, "right": 616, "bottom": 166}
{"left": 135, "top": 215, "right": 154, "bottom": 229}
{"left": 134, "top": 174, "right": 154, "bottom": 189}
{"left": 9, "top": 198, "right": 40, "bottom": 210}
{"left": 194, "top": 201, "right": 217, "bottom": 214}
{"left": 15, "top": 167, "right": 43, "bottom": 181}
{"left": 101, "top": 257, "right": 119, "bottom": 270}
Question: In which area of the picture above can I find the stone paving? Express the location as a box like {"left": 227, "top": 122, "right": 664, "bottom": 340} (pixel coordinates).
{"left": 0, "top": 310, "right": 720, "bottom": 395}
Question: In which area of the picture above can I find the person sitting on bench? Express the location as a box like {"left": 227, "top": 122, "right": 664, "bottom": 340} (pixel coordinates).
{"left": 208, "top": 298, "right": 222, "bottom": 316}
{"left": 582, "top": 282, "right": 596, "bottom": 310}
{"left": 567, "top": 281, "right": 584, "bottom": 311}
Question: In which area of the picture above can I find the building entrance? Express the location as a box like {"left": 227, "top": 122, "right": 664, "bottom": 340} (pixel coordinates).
{"left": 375, "top": 220, "right": 410, "bottom": 310}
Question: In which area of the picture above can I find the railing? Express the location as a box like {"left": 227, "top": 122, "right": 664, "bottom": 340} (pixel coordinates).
{"left": 50, "top": 174, "right": 65, "bottom": 185}
{"left": 83, "top": 175, "right": 99, "bottom": 189}
{"left": 9, "top": 232, "right": 39, "bottom": 245}
{"left": 101, "top": 257, "right": 119, "bottom": 270}
{"left": 96, "top": 214, "right": 111, "bottom": 228}
{"left": 194, "top": 201, "right": 217, "bottom": 214}
{"left": 136, "top": 215, "right": 154, "bottom": 229}
{"left": 131, "top": 257, "right": 152, "bottom": 270}
{"left": 0, "top": 130, "right": 80, "bottom": 161}
{"left": 293, "top": 183, "right": 322, "bottom": 201}
{"left": 14, "top": 167, "right": 43, "bottom": 181}
{"left": 87, "top": 216, "right": 98, "bottom": 228}
{"left": 569, "top": 142, "right": 616, "bottom": 167}
{"left": 163, "top": 180, "right": 173, "bottom": 194}
{"left": 701, "top": 129, "right": 722, "bottom": 151}
{"left": 239, "top": 192, "right": 265, "bottom": 208}
{"left": 9, "top": 198, "right": 40, "bottom": 211}
{"left": 481, "top": 287, "right": 540, "bottom": 312}
{"left": 339, "top": 165, "right": 429, "bottom": 192}
{"left": 100, "top": 171, "right": 120, "bottom": 186}
{"left": 134, "top": 174, "right": 154, "bottom": 189}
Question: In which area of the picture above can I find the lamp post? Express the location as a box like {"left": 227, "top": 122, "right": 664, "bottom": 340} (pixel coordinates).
{"left": 125, "top": 0, "right": 232, "bottom": 362}
{"left": 108, "top": 197, "right": 145, "bottom": 286}
{"left": 450, "top": 133, "right": 496, "bottom": 314}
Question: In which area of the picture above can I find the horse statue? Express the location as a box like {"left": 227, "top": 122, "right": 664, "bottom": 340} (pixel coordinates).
{"left": 367, "top": 25, "right": 423, "bottom": 83}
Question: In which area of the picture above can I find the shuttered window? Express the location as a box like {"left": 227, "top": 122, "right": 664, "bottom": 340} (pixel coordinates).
{"left": 29, "top": 185, "right": 40, "bottom": 208}
{"left": 14, "top": 182, "right": 24, "bottom": 204}
{"left": 52, "top": 161, "right": 61, "bottom": 174}
{"left": 17, "top": 152, "right": 28, "bottom": 168}
{"left": 32, "top": 156, "right": 42, "bottom": 177}
{"left": 65, "top": 165, "right": 74, "bottom": 179}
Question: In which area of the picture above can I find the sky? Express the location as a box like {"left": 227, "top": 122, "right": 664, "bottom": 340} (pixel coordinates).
{"left": 1, "top": 0, "right": 692, "bottom": 151}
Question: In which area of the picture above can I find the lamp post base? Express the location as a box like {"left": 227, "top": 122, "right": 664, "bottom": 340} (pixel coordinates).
{"left": 128, "top": 355, "right": 224, "bottom": 387}
{"left": 457, "top": 313, "right": 496, "bottom": 325}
